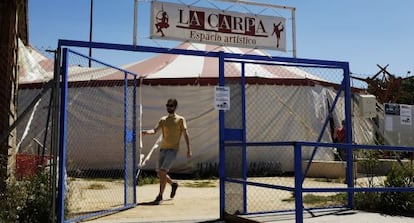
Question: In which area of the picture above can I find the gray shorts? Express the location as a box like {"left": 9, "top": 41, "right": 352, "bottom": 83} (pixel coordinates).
{"left": 157, "top": 149, "right": 178, "bottom": 172}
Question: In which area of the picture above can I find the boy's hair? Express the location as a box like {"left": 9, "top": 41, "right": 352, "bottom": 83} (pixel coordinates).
{"left": 167, "top": 98, "right": 178, "bottom": 107}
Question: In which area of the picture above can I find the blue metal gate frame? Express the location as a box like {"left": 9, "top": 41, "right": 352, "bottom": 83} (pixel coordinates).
{"left": 217, "top": 54, "right": 353, "bottom": 221}
{"left": 56, "top": 39, "right": 414, "bottom": 223}
{"left": 57, "top": 47, "right": 138, "bottom": 223}
{"left": 217, "top": 50, "right": 414, "bottom": 223}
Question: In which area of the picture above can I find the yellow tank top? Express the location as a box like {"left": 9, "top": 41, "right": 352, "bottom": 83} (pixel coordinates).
{"left": 158, "top": 114, "right": 186, "bottom": 150}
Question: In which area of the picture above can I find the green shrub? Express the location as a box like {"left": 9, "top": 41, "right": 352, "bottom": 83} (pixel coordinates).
{"left": 0, "top": 171, "right": 53, "bottom": 223}
{"left": 380, "top": 164, "right": 414, "bottom": 216}
{"left": 0, "top": 179, "right": 27, "bottom": 222}
{"left": 355, "top": 163, "right": 414, "bottom": 216}
{"left": 354, "top": 192, "right": 382, "bottom": 212}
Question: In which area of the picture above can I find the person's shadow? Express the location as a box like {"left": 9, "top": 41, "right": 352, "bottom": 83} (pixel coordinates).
{"left": 137, "top": 198, "right": 173, "bottom": 206}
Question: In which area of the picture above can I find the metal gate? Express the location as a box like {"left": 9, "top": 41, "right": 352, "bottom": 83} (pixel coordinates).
{"left": 218, "top": 54, "right": 354, "bottom": 222}
{"left": 57, "top": 48, "right": 138, "bottom": 223}
{"left": 55, "top": 40, "right": 414, "bottom": 223}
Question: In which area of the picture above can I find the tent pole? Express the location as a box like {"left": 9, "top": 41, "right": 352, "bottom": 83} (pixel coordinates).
{"left": 133, "top": 0, "right": 138, "bottom": 46}
{"left": 88, "top": 0, "right": 93, "bottom": 67}
{"left": 291, "top": 7, "right": 297, "bottom": 58}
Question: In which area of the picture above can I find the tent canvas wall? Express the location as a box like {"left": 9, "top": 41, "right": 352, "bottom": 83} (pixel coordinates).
{"left": 18, "top": 42, "right": 376, "bottom": 174}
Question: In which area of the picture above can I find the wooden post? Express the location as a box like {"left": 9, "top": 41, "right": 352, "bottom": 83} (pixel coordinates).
{"left": 0, "top": 0, "right": 19, "bottom": 192}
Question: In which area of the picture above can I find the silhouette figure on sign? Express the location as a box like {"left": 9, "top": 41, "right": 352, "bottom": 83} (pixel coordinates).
{"left": 155, "top": 11, "right": 169, "bottom": 37}
{"left": 272, "top": 22, "right": 284, "bottom": 48}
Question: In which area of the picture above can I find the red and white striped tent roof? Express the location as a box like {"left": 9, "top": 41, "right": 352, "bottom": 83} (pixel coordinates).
{"left": 19, "top": 42, "right": 331, "bottom": 87}
{"left": 104, "top": 42, "right": 328, "bottom": 86}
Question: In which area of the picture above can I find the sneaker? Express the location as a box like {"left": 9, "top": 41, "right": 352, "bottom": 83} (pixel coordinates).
{"left": 170, "top": 182, "right": 178, "bottom": 198}
{"left": 154, "top": 194, "right": 162, "bottom": 205}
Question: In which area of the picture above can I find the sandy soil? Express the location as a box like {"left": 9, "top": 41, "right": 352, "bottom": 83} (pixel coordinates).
{"left": 72, "top": 175, "right": 414, "bottom": 223}
{"left": 76, "top": 179, "right": 221, "bottom": 223}
{"left": 67, "top": 177, "right": 359, "bottom": 223}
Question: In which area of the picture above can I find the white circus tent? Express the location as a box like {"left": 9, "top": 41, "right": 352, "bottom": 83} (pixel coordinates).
{"left": 18, "top": 42, "right": 375, "bottom": 174}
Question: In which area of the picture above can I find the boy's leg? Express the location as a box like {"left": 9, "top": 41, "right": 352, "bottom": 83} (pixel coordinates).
{"left": 165, "top": 172, "right": 178, "bottom": 198}
{"left": 166, "top": 173, "right": 173, "bottom": 185}
{"left": 154, "top": 169, "right": 168, "bottom": 204}
{"left": 157, "top": 149, "right": 179, "bottom": 200}
{"left": 158, "top": 169, "right": 168, "bottom": 196}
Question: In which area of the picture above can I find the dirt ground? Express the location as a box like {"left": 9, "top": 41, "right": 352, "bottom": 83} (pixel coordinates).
{"left": 70, "top": 177, "right": 355, "bottom": 223}
{"left": 83, "top": 179, "right": 221, "bottom": 223}
{"left": 65, "top": 175, "right": 414, "bottom": 223}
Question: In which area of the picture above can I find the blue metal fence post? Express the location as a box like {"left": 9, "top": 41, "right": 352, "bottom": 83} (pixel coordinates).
{"left": 218, "top": 51, "right": 225, "bottom": 219}
{"left": 241, "top": 62, "right": 248, "bottom": 214}
{"left": 132, "top": 75, "right": 137, "bottom": 204}
{"left": 123, "top": 72, "right": 128, "bottom": 206}
{"left": 294, "top": 143, "right": 304, "bottom": 223}
{"left": 343, "top": 64, "right": 354, "bottom": 208}
{"left": 57, "top": 48, "right": 69, "bottom": 223}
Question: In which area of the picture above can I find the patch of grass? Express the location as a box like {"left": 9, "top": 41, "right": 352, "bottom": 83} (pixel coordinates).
{"left": 193, "top": 175, "right": 219, "bottom": 180}
{"left": 183, "top": 180, "right": 217, "bottom": 188}
{"left": 313, "top": 178, "right": 345, "bottom": 184}
{"left": 87, "top": 183, "right": 106, "bottom": 190}
{"left": 303, "top": 193, "right": 346, "bottom": 205}
{"left": 83, "top": 178, "right": 123, "bottom": 183}
{"left": 283, "top": 193, "right": 346, "bottom": 206}
{"left": 137, "top": 176, "right": 159, "bottom": 186}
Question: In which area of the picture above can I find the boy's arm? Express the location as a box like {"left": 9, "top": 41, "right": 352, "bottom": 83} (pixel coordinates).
{"left": 183, "top": 129, "right": 192, "bottom": 158}
{"left": 142, "top": 122, "right": 161, "bottom": 135}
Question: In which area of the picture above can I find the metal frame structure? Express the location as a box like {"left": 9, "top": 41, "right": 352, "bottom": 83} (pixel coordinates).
{"left": 56, "top": 39, "right": 414, "bottom": 223}
{"left": 217, "top": 50, "right": 414, "bottom": 223}
{"left": 217, "top": 54, "right": 352, "bottom": 222}
{"left": 57, "top": 47, "right": 138, "bottom": 223}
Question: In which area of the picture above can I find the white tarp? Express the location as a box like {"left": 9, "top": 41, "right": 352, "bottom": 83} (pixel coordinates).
{"left": 18, "top": 84, "right": 376, "bottom": 173}
{"left": 17, "top": 41, "right": 377, "bottom": 174}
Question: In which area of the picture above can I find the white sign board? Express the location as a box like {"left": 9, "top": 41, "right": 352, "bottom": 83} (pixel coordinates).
{"left": 215, "top": 86, "right": 230, "bottom": 111}
{"left": 384, "top": 103, "right": 414, "bottom": 146}
{"left": 400, "top": 104, "right": 412, "bottom": 125}
{"left": 150, "top": 1, "right": 286, "bottom": 51}
{"left": 385, "top": 103, "right": 413, "bottom": 129}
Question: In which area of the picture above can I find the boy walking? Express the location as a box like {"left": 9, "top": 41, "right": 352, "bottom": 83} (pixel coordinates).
{"left": 142, "top": 98, "right": 192, "bottom": 204}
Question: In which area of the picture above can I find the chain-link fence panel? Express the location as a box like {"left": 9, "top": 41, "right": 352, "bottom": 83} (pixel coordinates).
{"left": 49, "top": 39, "right": 414, "bottom": 222}
{"left": 221, "top": 57, "right": 414, "bottom": 219}
{"left": 222, "top": 58, "right": 352, "bottom": 214}
{"left": 221, "top": 69, "right": 244, "bottom": 213}
{"left": 61, "top": 49, "right": 137, "bottom": 221}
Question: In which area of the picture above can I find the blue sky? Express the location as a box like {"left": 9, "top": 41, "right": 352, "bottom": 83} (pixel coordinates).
{"left": 29, "top": 0, "right": 413, "bottom": 79}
